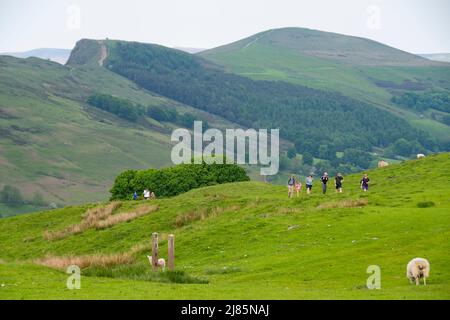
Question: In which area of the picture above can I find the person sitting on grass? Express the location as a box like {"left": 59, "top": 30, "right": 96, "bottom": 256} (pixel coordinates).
{"left": 150, "top": 191, "right": 156, "bottom": 200}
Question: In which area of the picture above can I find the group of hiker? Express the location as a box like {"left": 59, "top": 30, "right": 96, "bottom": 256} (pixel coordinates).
{"left": 287, "top": 172, "right": 370, "bottom": 198}
{"left": 133, "top": 189, "right": 156, "bottom": 200}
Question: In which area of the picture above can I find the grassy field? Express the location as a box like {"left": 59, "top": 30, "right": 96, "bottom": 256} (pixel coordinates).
{"left": 0, "top": 153, "right": 449, "bottom": 299}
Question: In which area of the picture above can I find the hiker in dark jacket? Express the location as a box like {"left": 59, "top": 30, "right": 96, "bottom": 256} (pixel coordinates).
{"left": 360, "top": 174, "right": 370, "bottom": 191}
{"left": 335, "top": 173, "right": 344, "bottom": 193}
{"left": 320, "top": 172, "right": 329, "bottom": 194}
{"left": 287, "top": 175, "right": 296, "bottom": 198}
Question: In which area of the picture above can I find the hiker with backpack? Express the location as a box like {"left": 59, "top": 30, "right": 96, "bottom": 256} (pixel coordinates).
{"left": 320, "top": 172, "right": 329, "bottom": 194}
{"left": 335, "top": 173, "right": 344, "bottom": 193}
{"left": 287, "top": 175, "right": 296, "bottom": 198}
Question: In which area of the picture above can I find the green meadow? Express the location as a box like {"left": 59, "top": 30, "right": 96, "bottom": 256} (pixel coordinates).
{"left": 0, "top": 153, "right": 449, "bottom": 299}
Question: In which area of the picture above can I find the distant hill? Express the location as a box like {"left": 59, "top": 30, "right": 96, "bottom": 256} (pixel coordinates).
{"left": 420, "top": 53, "right": 450, "bottom": 63}
{"left": 201, "top": 27, "right": 440, "bottom": 66}
{"left": 74, "top": 38, "right": 436, "bottom": 158}
{"left": 1, "top": 48, "right": 71, "bottom": 64}
{"left": 0, "top": 53, "right": 240, "bottom": 217}
{"left": 200, "top": 27, "right": 450, "bottom": 143}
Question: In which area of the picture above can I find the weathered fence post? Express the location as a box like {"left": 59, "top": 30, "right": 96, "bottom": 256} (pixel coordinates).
{"left": 152, "top": 232, "right": 159, "bottom": 272}
{"left": 168, "top": 234, "right": 175, "bottom": 271}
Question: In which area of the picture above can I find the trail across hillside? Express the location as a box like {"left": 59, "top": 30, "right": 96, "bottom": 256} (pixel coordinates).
{"left": 98, "top": 41, "right": 108, "bottom": 66}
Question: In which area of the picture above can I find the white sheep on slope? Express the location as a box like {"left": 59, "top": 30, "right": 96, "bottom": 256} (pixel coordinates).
{"left": 147, "top": 255, "right": 166, "bottom": 272}
{"left": 407, "top": 258, "right": 430, "bottom": 286}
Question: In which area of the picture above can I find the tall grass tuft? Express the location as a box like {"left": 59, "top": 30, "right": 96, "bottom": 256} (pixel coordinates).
{"left": 317, "top": 198, "right": 368, "bottom": 210}
{"left": 175, "top": 205, "right": 240, "bottom": 227}
{"left": 43, "top": 202, "right": 158, "bottom": 240}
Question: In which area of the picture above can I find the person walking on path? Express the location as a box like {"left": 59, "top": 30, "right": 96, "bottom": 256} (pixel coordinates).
{"left": 360, "top": 174, "right": 370, "bottom": 191}
{"left": 306, "top": 175, "right": 313, "bottom": 195}
{"left": 335, "top": 173, "right": 344, "bottom": 193}
{"left": 287, "top": 175, "right": 296, "bottom": 198}
{"left": 321, "top": 172, "right": 329, "bottom": 194}
{"left": 295, "top": 181, "right": 302, "bottom": 197}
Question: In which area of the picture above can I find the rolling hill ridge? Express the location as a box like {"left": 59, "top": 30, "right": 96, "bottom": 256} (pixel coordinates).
{"left": 200, "top": 27, "right": 450, "bottom": 143}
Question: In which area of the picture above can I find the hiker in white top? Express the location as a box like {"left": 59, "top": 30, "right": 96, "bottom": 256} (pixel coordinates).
{"left": 143, "top": 189, "right": 150, "bottom": 200}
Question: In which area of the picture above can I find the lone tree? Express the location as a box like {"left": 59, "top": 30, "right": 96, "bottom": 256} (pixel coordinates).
{"left": 0, "top": 185, "right": 24, "bottom": 207}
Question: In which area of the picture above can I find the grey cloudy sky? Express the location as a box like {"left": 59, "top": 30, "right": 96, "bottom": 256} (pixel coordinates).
{"left": 0, "top": 0, "right": 449, "bottom": 53}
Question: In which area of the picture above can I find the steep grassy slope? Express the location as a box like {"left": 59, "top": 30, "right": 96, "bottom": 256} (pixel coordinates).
{"left": 200, "top": 28, "right": 450, "bottom": 142}
{"left": 0, "top": 55, "right": 244, "bottom": 216}
{"left": 0, "top": 154, "right": 449, "bottom": 299}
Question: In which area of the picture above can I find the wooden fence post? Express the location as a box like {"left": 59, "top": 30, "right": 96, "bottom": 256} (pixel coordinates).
{"left": 168, "top": 234, "right": 175, "bottom": 271}
{"left": 152, "top": 232, "right": 159, "bottom": 272}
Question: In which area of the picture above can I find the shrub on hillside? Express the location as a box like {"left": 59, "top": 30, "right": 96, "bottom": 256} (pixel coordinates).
{"left": 87, "top": 93, "right": 145, "bottom": 122}
{"left": 0, "top": 185, "right": 24, "bottom": 207}
{"left": 417, "top": 201, "right": 435, "bottom": 208}
{"left": 109, "top": 162, "right": 250, "bottom": 200}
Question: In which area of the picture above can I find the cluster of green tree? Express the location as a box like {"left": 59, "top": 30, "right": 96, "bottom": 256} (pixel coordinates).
{"left": 109, "top": 161, "right": 250, "bottom": 200}
{"left": 0, "top": 185, "right": 47, "bottom": 207}
{"left": 147, "top": 105, "right": 209, "bottom": 128}
{"left": 87, "top": 94, "right": 209, "bottom": 129}
{"left": 87, "top": 93, "right": 146, "bottom": 122}
{"left": 384, "top": 138, "right": 425, "bottom": 158}
{"left": 104, "top": 41, "right": 438, "bottom": 169}
{"left": 391, "top": 91, "right": 450, "bottom": 113}
{"left": 442, "top": 115, "right": 450, "bottom": 126}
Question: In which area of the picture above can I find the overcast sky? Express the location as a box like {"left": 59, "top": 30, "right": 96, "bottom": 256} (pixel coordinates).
{"left": 0, "top": 0, "right": 449, "bottom": 53}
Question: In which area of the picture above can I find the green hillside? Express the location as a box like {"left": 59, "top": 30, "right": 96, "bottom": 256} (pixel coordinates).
{"left": 84, "top": 39, "right": 439, "bottom": 157}
{"left": 200, "top": 28, "right": 450, "bottom": 143}
{"left": 0, "top": 54, "right": 241, "bottom": 217}
{"left": 0, "top": 153, "right": 449, "bottom": 299}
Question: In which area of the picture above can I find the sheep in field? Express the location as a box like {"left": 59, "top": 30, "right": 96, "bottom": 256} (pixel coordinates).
{"left": 417, "top": 154, "right": 425, "bottom": 159}
{"left": 377, "top": 160, "right": 389, "bottom": 168}
{"left": 406, "top": 258, "right": 430, "bottom": 286}
{"left": 147, "top": 255, "right": 166, "bottom": 271}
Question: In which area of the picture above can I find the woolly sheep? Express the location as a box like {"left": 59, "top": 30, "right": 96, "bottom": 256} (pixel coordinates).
{"left": 377, "top": 160, "right": 389, "bottom": 168}
{"left": 406, "top": 258, "right": 430, "bottom": 286}
{"left": 147, "top": 255, "right": 166, "bottom": 271}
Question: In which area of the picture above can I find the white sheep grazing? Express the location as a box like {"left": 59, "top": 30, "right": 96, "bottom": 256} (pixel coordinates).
{"left": 406, "top": 258, "right": 430, "bottom": 286}
{"left": 147, "top": 255, "right": 166, "bottom": 271}
{"left": 417, "top": 154, "right": 425, "bottom": 159}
